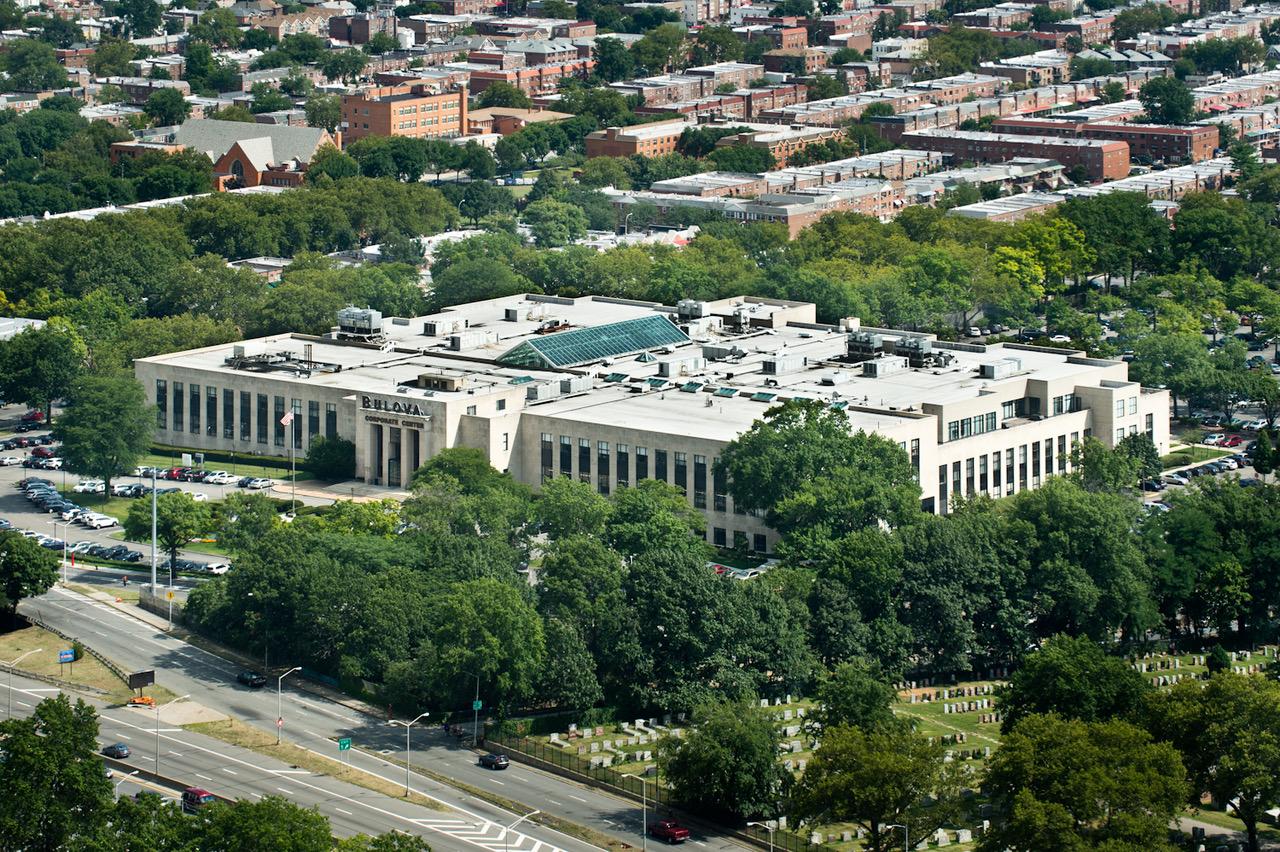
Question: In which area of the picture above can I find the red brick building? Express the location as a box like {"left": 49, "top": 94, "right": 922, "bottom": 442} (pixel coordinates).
{"left": 991, "top": 117, "right": 1219, "bottom": 163}
{"left": 900, "top": 129, "right": 1130, "bottom": 181}
{"left": 341, "top": 84, "right": 468, "bottom": 142}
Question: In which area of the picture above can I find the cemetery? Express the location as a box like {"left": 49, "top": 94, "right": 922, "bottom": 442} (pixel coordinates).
{"left": 492, "top": 647, "right": 1279, "bottom": 851}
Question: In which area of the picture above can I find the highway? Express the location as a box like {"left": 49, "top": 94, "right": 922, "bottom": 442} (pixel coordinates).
{"left": 3, "top": 671, "right": 575, "bottom": 850}
{"left": 22, "top": 585, "right": 747, "bottom": 852}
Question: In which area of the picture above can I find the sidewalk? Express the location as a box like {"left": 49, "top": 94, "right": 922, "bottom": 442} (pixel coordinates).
{"left": 271, "top": 479, "right": 411, "bottom": 504}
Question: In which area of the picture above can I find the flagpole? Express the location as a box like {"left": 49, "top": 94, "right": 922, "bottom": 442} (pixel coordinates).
{"left": 280, "top": 410, "right": 297, "bottom": 517}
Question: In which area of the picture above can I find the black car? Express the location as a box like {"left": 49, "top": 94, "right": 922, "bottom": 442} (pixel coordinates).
{"left": 87, "top": 544, "right": 113, "bottom": 558}
{"left": 237, "top": 671, "right": 268, "bottom": 688}
{"left": 102, "top": 743, "right": 130, "bottom": 759}
{"left": 478, "top": 753, "right": 509, "bottom": 770}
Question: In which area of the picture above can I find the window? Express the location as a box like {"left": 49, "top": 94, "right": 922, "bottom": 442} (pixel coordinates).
{"left": 578, "top": 438, "right": 591, "bottom": 482}
{"left": 222, "top": 389, "right": 234, "bottom": 439}
{"left": 965, "top": 457, "right": 975, "bottom": 494}
{"left": 1032, "top": 441, "right": 1041, "bottom": 481}
{"left": 1044, "top": 438, "right": 1053, "bottom": 475}
{"left": 1116, "top": 428, "right": 1125, "bottom": 441}
{"left": 308, "top": 400, "right": 320, "bottom": 439}
{"left": 1053, "top": 395, "right": 1064, "bottom": 416}
{"left": 693, "top": 454, "right": 707, "bottom": 509}
{"left": 1006, "top": 448, "right": 1014, "bottom": 495}
{"left": 1129, "top": 424, "right": 1137, "bottom": 435}
{"left": 1002, "top": 400, "right": 1016, "bottom": 420}
{"left": 617, "top": 444, "right": 629, "bottom": 489}
{"left": 291, "top": 399, "right": 302, "bottom": 450}
{"left": 325, "top": 403, "right": 337, "bottom": 438}
{"left": 1057, "top": 435, "right": 1067, "bottom": 472}
{"left": 938, "top": 464, "right": 948, "bottom": 514}
{"left": 156, "top": 380, "right": 167, "bottom": 430}
{"left": 540, "top": 433, "right": 553, "bottom": 481}
{"left": 1128, "top": 396, "right": 1138, "bottom": 415}
{"left": 597, "top": 441, "right": 610, "bottom": 494}
{"left": 1115, "top": 399, "right": 1125, "bottom": 417}
{"left": 1145, "top": 413, "right": 1154, "bottom": 438}
{"left": 979, "top": 454, "right": 988, "bottom": 491}
{"left": 992, "top": 452, "right": 1001, "bottom": 489}
{"left": 274, "top": 396, "right": 285, "bottom": 446}
{"left": 560, "top": 436, "right": 572, "bottom": 475}
{"left": 206, "top": 386, "right": 218, "bottom": 436}
{"left": 240, "top": 392, "right": 251, "bottom": 441}
{"left": 713, "top": 527, "right": 726, "bottom": 547}
{"left": 497, "top": 398, "right": 506, "bottom": 412}
{"left": 466, "top": 405, "right": 477, "bottom": 416}
{"left": 910, "top": 438, "right": 920, "bottom": 475}
{"left": 189, "top": 383, "right": 200, "bottom": 434}
{"left": 257, "top": 394, "right": 268, "bottom": 444}
{"left": 753, "top": 533, "right": 767, "bottom": 554}
{"left": 173, "top": 382, "right": 183, "bottom": 431}
{"left": 713, "top": 462, "right": 727, "bottom": 512}
{"left": 1018, "top": 445, "right": 1027, "bottom": 490}
{"left": 502, "top": 432, "right": 509, "bottom": 452}
{"left": 655, "top": 449, "right": 668, "bottom": 482}
{"left": 674, "top": 452, "right": 687, "bottom": 496}
{"left": 636, "top": 446, "right": 648, "bottom": 480}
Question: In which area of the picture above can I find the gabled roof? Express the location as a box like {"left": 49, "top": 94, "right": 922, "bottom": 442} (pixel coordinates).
{"left": 175, "top": 119, "right": 329, "bottom": 169}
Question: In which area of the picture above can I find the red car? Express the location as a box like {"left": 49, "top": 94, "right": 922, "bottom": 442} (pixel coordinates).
{"left": 20, "top": 410, "right": 43, "bottom": 423}
{"left": 649, "top": 820, "right": 690, "bottom": 844}
{"left": 1219, "top": 435, "right": 1244, "bottom": 448}
{"left": 31, "top": 445, "right": 56, "bottom": 459}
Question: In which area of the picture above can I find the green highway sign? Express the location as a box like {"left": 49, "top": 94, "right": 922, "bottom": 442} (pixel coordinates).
{"left": 337, "top": 738, "right": 351, "bottom": 751}
{"left": 472, "top": 700, "right": 482, "bottom": 711}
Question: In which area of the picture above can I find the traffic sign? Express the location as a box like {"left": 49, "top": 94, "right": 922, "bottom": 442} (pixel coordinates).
{"left": 277, "top": 717, "right": 283, "bottom": 729}
{"left": 338, "top": 737, "right": 351, "bottom": 752}
{"left": 472, "top": 699, "right": 482, "bottom": 711}
{"left": 166, "top": 591, "right": 174, "bottom": 601}
{"left": 58, "top": 649, "right": 74, "bottom": 663}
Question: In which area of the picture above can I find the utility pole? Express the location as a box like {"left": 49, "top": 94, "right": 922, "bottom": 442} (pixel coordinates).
{"left": 150, "top": 468, "right": 157, "bottom": 592}
{"left": 277, "top": 666, "right": 301, "bottom": 745}
{"left": 389, "top": 711, "right": 430, "bottom": 796}
{"left": 624, "top": 773, "right": 649, "bottom": 852}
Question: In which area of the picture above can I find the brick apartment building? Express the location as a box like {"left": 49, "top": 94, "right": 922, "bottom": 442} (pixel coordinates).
{"left": 95, "top": 76, "right": 191, "bottom": 105}
{"left": 763, "top": 48, "right": 829, "bottom": 75}
{"left": 469, "top": 60, "right": 594, "bottom": 97}
{"left": 585, "top": 119, "right": 692, "bottom": 158}
{"left": 341, "top": 85, "right": 468, "bottom": 143}
{"left": 991, "top": 117, "right": 1219, "bottom": 163}
{"left": 953, "top": 3, "right": 1035, "bottom": 29}
{"left": 900, "top": 129, "right": 1130, "bottom": 181}
{"left": 712, "top": 124, "right": 847, "bottom": 167}
{"left": 1050, "top": 14, "right": 1114, "bottom": 44}
{"left": 815, "top": 12, "right": 874, "bottom": 50}
{"left": 329, "top": 9, "right": 397, "bottom": 44}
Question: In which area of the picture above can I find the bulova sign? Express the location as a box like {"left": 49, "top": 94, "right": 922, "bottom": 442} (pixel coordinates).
{"left": 361, "top": 395, "right": 428, "bottom": 417}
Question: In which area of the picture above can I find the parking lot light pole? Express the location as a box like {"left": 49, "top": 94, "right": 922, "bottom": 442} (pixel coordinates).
{"left": 389, "top": 711, "right": 430, "bottom": 797}
{"left": 502, "top": 810, "right": 540, "bottom": 852}
{"left": 49, "top": 520, "right": 67, "bottom": 584}
{"left": 5, "top": 648, "right": 43, "bottom": 717}
{"left": 114, "top": 769, "right": 140, "bottom": 795}
{"left": 277, "top": 666, "right": 301, "bottom": 745}
{"left": 623, "top": 773, "right": 649, "bottom": 852}
{"left": 156, "top": 694, "right": 190, "bottom": 777}
{"left": 150, "top": 468, "right": 157, "bottom": 592}
{"left": 747, "top": 822, "right": 775, "bottom": 852}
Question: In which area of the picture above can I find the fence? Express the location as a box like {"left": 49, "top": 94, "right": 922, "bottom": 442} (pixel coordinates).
{"left": 24, "top": 611, "right": 129, "bottom": 684}
{"left": 485, "top": 732, "right": 835, "bottom": 852}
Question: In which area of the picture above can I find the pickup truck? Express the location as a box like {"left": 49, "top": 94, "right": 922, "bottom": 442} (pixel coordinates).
{"left": 649, "top": 820, "right": 690, "bottom": 844}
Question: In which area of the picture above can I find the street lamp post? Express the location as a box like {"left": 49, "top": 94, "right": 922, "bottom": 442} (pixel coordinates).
{"left": 747, "top": 821, "right": 776, "bottom": 852}
{"left": 277, "top": 666, "right": 301, "bottom": 745}
{"left": 462, "top": 670, "right": 481, "bottom": 746}
{"left": 388, "top": 711, "right": 430, "bottom": 797}
{"left": 4, "top": 648, "right": 43, "bottom": 717}
{"left": 623, "top": 773, "right": 649, "bottom": 852}
{"left": 501, "top": 810, "right": 540, "bottom": 852}
{"left": 114, "top": 769, "right": 140, "bottom": 795}
{"left": 887, "top": 823, "right": 908, "bottom": 852}
{"left": 49, "top": 520, "right": 67, "bottom": 584}
{"left": 155, "top": 694, "right": 190, "bottom": 778}
{"left": 150, "top": 468, "right": 157, "bottom": 592}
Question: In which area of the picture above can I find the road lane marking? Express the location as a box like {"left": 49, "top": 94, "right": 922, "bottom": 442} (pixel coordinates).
{"left": 222, "top": 768, "right": 238, "bottom": 775}
{"left": 547, "top": 800, "right": 562, "bottom": 807}
{"left": 335, "top": 807, "right": 353, "bottom": 816}
{"left": 568, "top": 795, "right": 586, "bottom": 803}
{"left": 277, "top": 787, "right": 292, "bottom": 794}
{"left": 168, "top": 751, "right": 183, "bottom": 757}
{"left": 488, "top": 778, "right": 505, "bottom": 785}
{"left": 196, "top": 773, "right": 212, "bottom": 781}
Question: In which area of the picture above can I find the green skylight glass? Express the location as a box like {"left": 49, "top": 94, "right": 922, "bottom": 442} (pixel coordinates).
{"left": 714, "top": 387, "right": 738, "bottom": 398}
{"left": 680, "top": 382, "right": 703, "bottom": 392}
{"left": 497, "top": 315, "right": 689, "bottom": 369}
{"left": 751, "top": 392, "right": 777, "bottom": 402}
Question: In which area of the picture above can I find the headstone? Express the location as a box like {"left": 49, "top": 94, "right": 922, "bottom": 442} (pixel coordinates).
{"left": 933, "top": 828, "right": 950, "bottom": 846}
{"left": 760, "top": 699, "right": 769, "bottom": 708}
{"left": 791, "top": 740, "right": 802, "bottom": 753}
{"left": 795, "top": 707, "right": 805, "bottom": 717}
{"left": 595, "top": 726, "right": 604, "bottom": 736}
{"left": 568, "top": 724, "right": 577, "bottom": 735}
{"left": 590, "top": 742, "right": 599, "bottom": 753}
{"left": 785, "top": 694, "right": 792, "bottom": 704}
{"left": 784, "top": 759, "right": 794, "bottom": 771}
{"left": 797, "top": 759, "right": 806, "bottom": 771}
{"left": 956, "top": 829, "right": 972, "bottom": 843}
{"left": 841, "top": 832, "right": 852, "bottom": 842}
{"left": 783, "top": 709, "right": 793, "bottom": 720}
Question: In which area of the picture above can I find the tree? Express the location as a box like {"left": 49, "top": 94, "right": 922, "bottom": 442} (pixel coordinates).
{"left": 1146, "top": 674, "right": 1280, "bottom": 852}
{"left": 143, "top": 88, "right": 191, "bottom": 126}
{"left": 118, "top": 0, "right": 162, "bottom": 36}
{"left": 807, "top": 660, "right": 901, "bottom": 735}
{"left": 0, "top": 694, "right": 114, "bottom": 848}
{"left": 1071, "top": 436, "right": 1142, "bottom": 492}
{"left": 791, "top": 725, "right": 963, "bottom": 852}
{"left": 707, "top": 144, "right": 776, "bottom": 173}
{"left": 981, "top": 714, "right": 1187, "bottom": 852}
{"left": 457, "top": 180, "right": 513, "bottom": 224}
{"left": 304, "top": 94, "right": 342, "bottom": 133}
{"left": 3, "top": 40, "right": 66, "bottom": 92}
{"left": 364, "top": 32, "right": 398, "bottom": 55}
{"left": 52, "top": 372, "right": 154, "bottom": 496}
{"left": 536, "top": 476, "right": 611, "bottom": 540}
{"left": 217, "top": 492, "right": 279, "bottom": 556}
{"left": 123, "top": 492, "right": 212, "bottom": 582}
{"left": 997, "top": 635, "right": 1151, "bottom": 732}
{"left": 1116, "top": 432, "right": 1161, "bottom": 481}
{"left": 477, "top": 81, "right": 532, "bottom": 109}
{"left": 1138, "top": 76, "right": 1195, "bottom": 125}
{"left": 207, "top": 104, "right": 256, "bottom": 123}
{"left": 0, "top": 530, "right": 57, "bottom": 619}
{"left": 0, "top": 320, "right": 86, "bottom": 422}
{"left": 522, "top": 198, "right": 588, "bottom": 247}
{"left": 321, "top": 49, "right": 369, "bottom": 84}
{"left": 631, "top": 23, "right": 687, "bottom": 74}
{"left": 87, "top": 38, "right": 136, "bottom": 77}
{"left": 190, "top": 8, "right": 241, "bottom": 47}
{"left": 305, "top": 435, "right": 356, "bottom": 481}
{"left": 199, "top": 796, "right": 333, "bottom": 852}
{"left": 1101, "top": 80, "right": 1126, "bottom": 103}
{"left": 536, "top": 617, "right": 603, "bottom": 711}
{"left": 308, "top": 144, "right": 361, "bottom": 181}
{"left": 577, "top": 156, "right": 632, "bottom": 189}
{"left": 593, "top": 36, "right": 635, "bottom": 82}
{"left": 250, "top": 82, "right": 294, "bottom": 114}
{"left": 660, "top": 701, "right": 788, "bottom": 820}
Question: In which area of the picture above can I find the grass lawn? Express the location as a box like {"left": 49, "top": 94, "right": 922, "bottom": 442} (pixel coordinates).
{"left": 0, "top": 624, "right": 130, "bottom": 699}
{"left": 1161, "top": 445, "right": 1232, "bottom": 469}
{"left": 137, "top": 451, "right": 313, "bottom": 482}
{"left": 186, "top": 717, "right": 446, "bottom": 812}
{"left": 1185, "top": 807, "right": 1280, "bottom": 842}
{"left": 56, "top": 488, "right": 134, "bottom": 522}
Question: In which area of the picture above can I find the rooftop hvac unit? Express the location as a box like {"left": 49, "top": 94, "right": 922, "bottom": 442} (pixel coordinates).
{"left": 448, "top": 330, "right": 497, "bottom": 351}
{"left": 423, "top": 319, "right": 469, "bottom": 337}
{"left": 527, "top": 382, "right": 562, "bottom": 401}
{"left": 504, "top": 308, "right": 520, "bottom": 322}
{"left": 676, "top": 299, "right": 711, "bottom": 319}
{"left": 702, "top": 343, "right": 739, "bottom": 361}
{"left": 762, "top": 353, "right": 806, "bottom": 375}
{"left": 658, "top": 355, "right": 706, "bottom": 378}
{"left": 337, "top": 307, "right": 383, "bottom": 337}
{"left": 232, "top": 345, "right": 245, "bottom": 359}
{"left": 979, "top": 357, "right": 1022, "bottom": 380}
{"left": 847, "top": 331, "right": 884, "bottom": 362}
{"left": 890, "top": 336, "right": 933, "bottom": 367}
{"left": 392, "top": 317, "right": 410, "bottom": 326}
{"left": 820, "top": 371, "right": 847, "bottom": 386}
{"left": 560, "top": 375, "right": 593, "bottom": 394}
{"left": 861, "top": 356, "right": 909, "bottom": 378}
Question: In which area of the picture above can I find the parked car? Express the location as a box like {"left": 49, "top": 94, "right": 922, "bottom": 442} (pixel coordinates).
{"left": 244, "top": 478, "right": 273, "bottom": 490}
{"left": 478, "top": 753, "right": 509, "bottom": 770}
{"left": 181, "top": 787, "right": 216, "bottom": 814}
{"left": 203, "top": 471, "right": 237, "bottom": 485}
{"left": 966, "top": 326, "right": 981, "bottom": 338}
{"left": 73, "top": 480, "right": 105, "bottom": 494}
{"left": 203, "top": 563, "right": 230, "bottom": 575}
{"left": 1141, "top": 480, "right": 1165, "bottom": 492}
{"left": 1243, "top": 419, "right": 1270, "bottom": 431}
{"left": 1220, "top": 458, "right": 1240, "bottom": 470}
{"left": 0, "top": 457, "right": 19, "bottom": 467}
{"left": 649, "top": 821, "right": 691, "bottom": 844}
{"left": 1220, "top": 435, "right": 1245, "bottom": 448}
{"left": 237, "top": 671, "right": 267, "bottom": 688}
{"left": 1163, "top": 473, "right": 1189, "bottom": 486}
{"left": 20, "top": 410, "right": 43, "bottom": 423}
{"left": 102, "top": 743, "right": 130, "bottom": 759}
{"left": 84, "top": 515, "right": 119, "bottom": 529}
{"left": 1203, "top": 433, "right": 1226, "bottom": 445}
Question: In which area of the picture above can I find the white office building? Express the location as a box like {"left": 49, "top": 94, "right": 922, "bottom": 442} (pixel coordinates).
{"left": 134, "top": 295, "right": 1170, "bottom": 552}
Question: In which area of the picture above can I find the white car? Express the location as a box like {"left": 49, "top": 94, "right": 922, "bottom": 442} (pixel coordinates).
{"left": 73, "top": 480, "right": 104, "bottom": 494}
{"left": 1203, "top": 433, "right": 1226, "bottom": 445}
{"left": 45, "top": 458, "right": 63, "bottom": 469}
{"left": 1163, "top": 473, "right": 1189, "bottom": 486}
{"left": 0, "top": 456, "right": 20, "bottom": 466}
{"left": 69, "top": 541, "right": 95, "bottom": 554}
{"left": 204, "top": 471, "right": 236, "bottom": 485}
{"left": 203, "top": 563, "right": 230, "bottom": 575}
{"left": 1243, "top": 419, "right": 1270, "bottom": 431}
{"left": 190, "top": 492, "right": 209, "bottom": 502}
{"left": 1049, "top": 334, "right": 1072, "bottom": 343}
{"left": 1220, "top": 458, "right": 1240, "bottom": 470}
{"left": 244, "top": 477, "right": 273, "bottom": 490}
{"left": 84, "top": 515, "right": 119, "bottom": 529}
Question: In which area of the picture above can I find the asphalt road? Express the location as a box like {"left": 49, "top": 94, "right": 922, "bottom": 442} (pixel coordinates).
{"left": 21, "top": 586, "right": 748, "bottom": 852}
{"left": 2, "top": 671, "right": 569, "bottom": 850}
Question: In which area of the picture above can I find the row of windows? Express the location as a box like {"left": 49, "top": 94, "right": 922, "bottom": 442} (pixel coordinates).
{"left": 1114, "top": 396, "right": 1139, "bottom": 417}
{"left": 938, "top": 430, "right": 1085, "bottom": 513}
{"left": 540, "top": 434, "right": 749, "bottom": 514}
{"left": 395, "top": 116, "right": 459, "bottom": 129}
{"left": 395, "top": 102, "right": 455, "bottom": 115}
{"left": 947, "top": 411, "right": 998, "bottom": 442}
{"left": 155, "top": 381, "right": 337, "bottom": 447}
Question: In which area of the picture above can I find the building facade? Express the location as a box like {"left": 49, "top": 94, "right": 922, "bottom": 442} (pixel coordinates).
{"left": 340, "top": 85, "right": 468, "bottom": 143}
{"left": 134, "top": 295, "right": 1170, "bottom": 553}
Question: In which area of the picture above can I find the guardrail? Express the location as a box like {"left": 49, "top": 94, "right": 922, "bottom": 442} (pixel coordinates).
{"left": 24, "top": 612, "right": 130, "bottom": 684}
